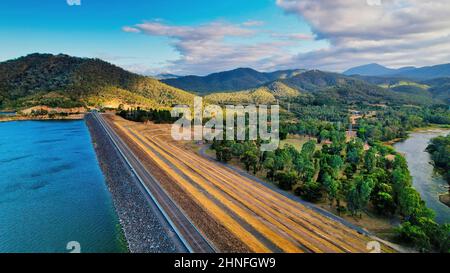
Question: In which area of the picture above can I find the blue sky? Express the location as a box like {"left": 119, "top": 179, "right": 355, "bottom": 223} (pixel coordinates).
{"left": 1, "top": 0, "right": 449, "bottom": 75}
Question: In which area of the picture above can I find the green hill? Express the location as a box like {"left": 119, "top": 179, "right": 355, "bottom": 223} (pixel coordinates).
{"left": 204, "top": 81, "right": 301, "bottom": 105}
{"left": 0, "top": 53, "right": 194, "bottom": 110}
{"left": 422, "top": 78, "right": 450, "bottom": 104}
{"left": 205, "top": 88, "right": 276, "bottom": 105}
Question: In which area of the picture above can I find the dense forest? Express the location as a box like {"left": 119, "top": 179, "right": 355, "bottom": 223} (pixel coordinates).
{"left": 1, "top": 54, "right": 449, "bottom": 112}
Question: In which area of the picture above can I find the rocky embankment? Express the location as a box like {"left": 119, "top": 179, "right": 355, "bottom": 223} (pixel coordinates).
{"left": 85, "top": 114, "right": 178, "bottom": 253}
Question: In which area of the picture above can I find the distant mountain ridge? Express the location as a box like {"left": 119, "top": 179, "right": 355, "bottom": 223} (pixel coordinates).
{"left": 344, "top": 63, "right": 415, "bottom": 77}
{"left": 344, "top": 63, "right": 450, "bottom": 80}
{"left": 162, "top": 67, "right": 304, "bottom": 94}
{"left": 154, "top": 73, "right": 182, "bottom": 80}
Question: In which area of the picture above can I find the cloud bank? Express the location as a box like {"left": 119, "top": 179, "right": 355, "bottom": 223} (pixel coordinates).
{"left": 124, "top": 1, "right": 450, "bottom": 74}
{"left": 123, "top": 21, "right": 300, "bottom": 75}
{"left": 276, "top": 0, "right": 450, "bottom": 70}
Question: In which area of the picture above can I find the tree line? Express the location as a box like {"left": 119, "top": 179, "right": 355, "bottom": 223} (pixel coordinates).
{"left": 117, "top": 107, "right": 176, "bottom": 124}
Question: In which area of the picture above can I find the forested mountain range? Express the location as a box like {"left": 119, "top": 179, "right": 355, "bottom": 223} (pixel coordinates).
{"left": 0, "top": 53, "right": 448, "bottom": 111}
{"left": 203, "top": 69, "right": 449, "bottom": 105}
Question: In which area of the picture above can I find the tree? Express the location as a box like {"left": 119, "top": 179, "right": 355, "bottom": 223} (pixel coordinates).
{"left": 392, "top": 167, "right": 412, "bottom": 197}
{"left": 231, "top": 142, "right": 244, "bottom": 157}
{"left": 275, "top": 170, "right": 298, "bottom": 191}
{"left": 301, "top": 140, "right": 316, "bottom": 160}
{"left": 328, "top": 155, "right": 344, "bottom": 176}
{"left": 372, "top": 183, "right": 396, "bottom": 216}
{"left": 323, "top": 173, "right": 339, "bottom": 206}
{"left": 398, "top": 187, "right": 423, "bottom": 219}
{"left": 346, "top": 139, "right": 364, "bottom": 166}
{"left": 397, "top": 222, "right": 431, "bottom": 252}
{"left": 295, "top": 181, "right": 322, "bottom": 202}
{"left": 263, "top": 156, "right": 276, "bottom": 181}
{"left": 242, "top": 150, "right": 259, "bottom": 174}
{"left": 432, "top": 224, "right": 450, "bottom": 253}
{"left": 346, "top": 176, "right": 374, "bottom": 217}
{"left": 427, "top": 134, "right": 450, "bottom": 183}
{"left": 214, "top": 141, "right": 234, "bottom": 163}
{"left": 300, "top": 159, "right": 316, "bottom": 183}
{"left": 318, "top": 129, "right": 329, "bottom": 144}
{"left": 364, "top": 147, "right": 378, "bottom": 174}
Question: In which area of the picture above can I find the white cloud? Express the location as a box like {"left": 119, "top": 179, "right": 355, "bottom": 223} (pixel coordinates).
{"left": 129, "top": 21, "right": 255, "bottom": 41}
{"left": 276, "top": 0, "right": 450, "bottom": 70}
{"left": 242, "top": 20, "right": 265, "bottom": 27}
{"left": 122, "top": 26, "right": 141, "bottom": 33}
{"left": 123, "top": 21, "right": 304, "bottom": 75}
{"left": 366, "top": 0, "right": 382, "bottom": 6}
{"left": 66, "top": 0, "right": 81, "bottom": 6}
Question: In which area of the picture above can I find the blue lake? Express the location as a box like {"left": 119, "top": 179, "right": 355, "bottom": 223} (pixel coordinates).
{"left": 0, "top": 120, "right": 127, "bottom": 253}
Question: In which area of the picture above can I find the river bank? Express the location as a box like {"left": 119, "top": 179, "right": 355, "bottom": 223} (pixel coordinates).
{"left": 85, "top": 114, "right": 179, "bottom": 253}
{"left": 384, "top": 124, "right": 450, "bottom": 146}
{"left": 393, "top": 129, "right": 450, "bottom": 224}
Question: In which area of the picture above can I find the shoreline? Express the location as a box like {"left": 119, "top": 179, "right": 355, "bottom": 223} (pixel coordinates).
{"left": 0, "top": 114, "right": 85, "bottom": 123}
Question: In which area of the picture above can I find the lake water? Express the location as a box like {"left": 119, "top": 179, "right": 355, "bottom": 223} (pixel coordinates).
{"left": 394, "top": 129, "right": 450, "bottom": 224}
{"left": 0, "top": 120, "right": 127, "bottom": 253}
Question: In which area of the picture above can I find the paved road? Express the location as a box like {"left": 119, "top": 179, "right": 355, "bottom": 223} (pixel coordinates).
{"left": 91, "top": 112, "right": 215, "bottom": 253}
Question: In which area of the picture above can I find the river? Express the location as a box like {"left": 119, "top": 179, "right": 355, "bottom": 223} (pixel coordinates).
{"left": 0, "top": 120, "right": 127, "bottom": 253}
{"left": 394, "top": 129, "right": 450, "bottom": 224}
